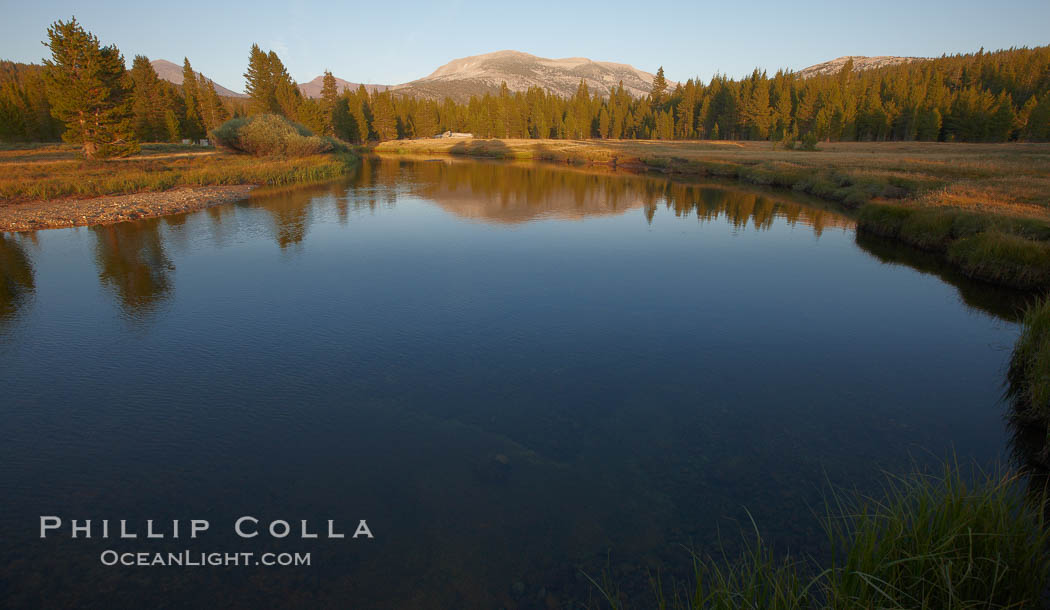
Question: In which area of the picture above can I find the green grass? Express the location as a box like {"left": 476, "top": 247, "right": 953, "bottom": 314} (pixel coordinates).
{"left": 857, "top": 204, "right": 1050, "bottom": 290}
{"left": 948, "top": 232, "right": 1050, "bottom": 290}
{"left": 594, "top": 464, "right": 1050, "bottom": 609}
{"left": 1009, "top": 297, "right": 1050, "bottom": 429}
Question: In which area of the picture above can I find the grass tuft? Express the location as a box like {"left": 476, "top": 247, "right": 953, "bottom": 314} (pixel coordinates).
{"left": 592, "top": 463, "right": 1050, "bottom": 609}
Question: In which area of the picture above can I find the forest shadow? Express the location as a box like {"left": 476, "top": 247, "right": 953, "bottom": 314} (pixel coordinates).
{"left": 854, "top": 230, "right": 1036, "bottom": 323}
{"left": 448, "top": 139, "right": 515, "bottom": 159}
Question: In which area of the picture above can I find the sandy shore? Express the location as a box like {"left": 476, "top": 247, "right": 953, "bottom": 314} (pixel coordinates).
{"left": 0, "top": 185, "right": 255, "bottom": 232}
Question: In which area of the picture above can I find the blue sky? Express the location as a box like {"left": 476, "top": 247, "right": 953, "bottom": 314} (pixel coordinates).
{"left": 2, "top": 0, "right": 1048, "bottom": 92}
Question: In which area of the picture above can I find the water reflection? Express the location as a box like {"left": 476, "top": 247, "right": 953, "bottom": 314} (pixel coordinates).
{"left": 854, "top": 231, "right": 1034, "bottom": 322}
{"left": 0, "top": 233, "right": 35, "bottom": 327}
{"left": 0, "top": 156, "right": 1032, "bottom": 608}
{"left": 92, "top": 219, "right": 173, "bottom": 318}
{"left": 372, "top": 156, "right": 853, "bottom": 233}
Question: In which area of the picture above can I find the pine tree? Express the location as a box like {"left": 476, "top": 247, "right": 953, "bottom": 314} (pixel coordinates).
{"left": 268, "top": 51, "right": 301, "bottom": 119}
{"left": 198, "top": 76, "right": 229, "bottom": 132}
{"left": 129, "top": 55, "right": 169, "bottom": 142}
{"left": 650, "top": 67, "right": 668, "bottom": 105}
{"left": 43, "top": 18, "right": 137, "bottom": 158}
{"left": 598, "top": 107, "right": 611, "bottom": 138}
{"left": 370, "top": 91, "right": 397, "bottom": 141}
{"left": 244, "top": 44, "right": 276, "bottom": 114}
{"left": 319, "top": 71, "right": 339, "bottom": 136}
{"left": 181, "top": 58, "right": 204, "bottom": 141}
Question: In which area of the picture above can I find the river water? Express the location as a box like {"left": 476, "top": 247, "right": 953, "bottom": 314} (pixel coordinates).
{"left": 0, "top": 156, "right": 1029, "bottom": 607}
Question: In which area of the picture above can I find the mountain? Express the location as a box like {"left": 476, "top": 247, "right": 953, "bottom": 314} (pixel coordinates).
{"left": 796, "top": 55, "right": 925, "bottom": 79}
{"left": 298, "top": 75, "right": 388, "bottom": 98}
{"left": 151, "top": 50, "right": 667, "bottom": 103}
{"left": 151, "top": 59, "right": 246, "bottom": 98}
{"left": 389, "top": 50, "right": 671, "bottom": 101}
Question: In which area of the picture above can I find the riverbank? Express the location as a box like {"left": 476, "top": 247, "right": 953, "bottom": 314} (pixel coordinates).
{"left": 0, "top": 185, "right": 256, "bottom": 231}
{"left": 376, "top": 139, "right": 1050, "bottom": 290}
{"left": 0, "top": 143, "right": 357, "bottom": 231}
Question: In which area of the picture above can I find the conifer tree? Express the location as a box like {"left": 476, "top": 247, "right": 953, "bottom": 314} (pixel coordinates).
{"left": 650, "top": 67, "right": 668, "bottom": 104}
{"left": 319, "top": 70, "right": 339, "bottom": 136}
{"left": 244, "top": 44, "right": 276, "bottom": 114}
{"left": 198, "top": 76, "right": 229, "bottom": 132}
{"left": 43, "top": 18, "right": 137, "bottom": 158}
{"left": 129, "top": 55, "right": 169, "bottom": 142}
{"left": 181, "top": 58, "right": 204, "bottom": 141}
{"left": 370, "top": 91, "right": 397, "bottom": 141}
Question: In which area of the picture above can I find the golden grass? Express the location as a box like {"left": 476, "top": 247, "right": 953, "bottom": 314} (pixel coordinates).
{"left": 377, "top": 139, "right": 1050, "bottom": 221}
{"left": 0, "top": 146, "right": 356, "bottom": 202}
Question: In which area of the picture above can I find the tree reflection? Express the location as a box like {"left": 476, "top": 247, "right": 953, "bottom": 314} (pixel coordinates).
{"left": 0, "top": 233, "right": 35, "bottom": 327}
{"left": 395, "top": 156, "right": 853, "bottom": 234}
{"left": 854, "top": 231, "right": 1031, "bottom": 322}
{"left": 92, "top": 219, "right": 173, "bottom": 318}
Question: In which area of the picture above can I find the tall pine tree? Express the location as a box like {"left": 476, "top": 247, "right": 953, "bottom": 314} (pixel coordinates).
{"left": 43, "top": 18, "right": 137, "bottom": 158}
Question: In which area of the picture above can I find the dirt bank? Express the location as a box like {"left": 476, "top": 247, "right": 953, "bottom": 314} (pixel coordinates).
{"left": 0, "top": 185, "right": 255, "bottom": 232}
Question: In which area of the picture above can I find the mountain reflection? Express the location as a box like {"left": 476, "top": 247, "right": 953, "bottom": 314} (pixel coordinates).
{"left": 92, "top": 220, "right": 173, "bottom": 318}
{"left": 0, "top": 233, "right": 35, "bottom": 327}
{"left": 368, "top": 156, "right": 853, "bottom": 233}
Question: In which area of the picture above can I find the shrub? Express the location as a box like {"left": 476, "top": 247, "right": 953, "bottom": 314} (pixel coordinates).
{"left": 798, "top": 132, "right": 819, "bottom": 151}
{"left": 209, "top": 114, "right": 336, "bottom": 157}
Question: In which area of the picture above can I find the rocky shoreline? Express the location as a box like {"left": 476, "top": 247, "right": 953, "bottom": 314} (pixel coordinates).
{"left": 0, "top": 185, "right": 256, "bottom": 232}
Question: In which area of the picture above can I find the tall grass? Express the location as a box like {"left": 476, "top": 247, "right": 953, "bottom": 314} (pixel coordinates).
{"left": 0, "top": 153, "right": 356, "bottom": 201}
{"left": 823, "top": 464, "right": 1048, "bottom": 609}
{"left": 1008, "top": 298, "right": 1050, "bottom": 471}
{"left": 858, "top": 204, "right": 1050, "bottom": 290}
{"left": 593, "top": 464, "right": 1050, "bottom": 609}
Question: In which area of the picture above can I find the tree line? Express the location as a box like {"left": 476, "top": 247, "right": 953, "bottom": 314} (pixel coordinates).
{"left": 305, "top": 49, "right": 1048, "bottom": 144}
{"left": 2, "top": 17, "right": 1048, "bottom": 157}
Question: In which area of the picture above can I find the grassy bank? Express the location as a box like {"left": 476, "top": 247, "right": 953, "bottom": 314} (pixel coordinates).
{"left": 377, "top": 139, "right": 1050, "bottom": 290}
{"left": 594, "top": 463, "right": 1049, "bottom": 609}
{"left": 1009, "top": 297, "right": 1050, "bottom": 470}
{"left": 0, "top": 143, "right": 357, "bottom": 203}
{"left": 858, "top": 204, "right": 1050, "bottom": 290}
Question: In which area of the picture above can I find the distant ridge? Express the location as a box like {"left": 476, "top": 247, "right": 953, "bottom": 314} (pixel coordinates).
{"left": 150, "top": 59, "right": 246, "bottom": 98}
{"left": 298, "top": 75, "right": 388, "bottom": 98}
{"left": 152, "top": 52, "right": 927, "bottom": 103}
{"left": 388, "top": 50, "right": 673, "bottom": 102}
{"left": 796, "top": 55, "right": 925, "bottom": 79}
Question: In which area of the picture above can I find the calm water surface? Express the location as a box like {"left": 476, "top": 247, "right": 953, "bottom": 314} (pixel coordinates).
{"left": 0, "top": 157, "right": 1029, "bottom": 608}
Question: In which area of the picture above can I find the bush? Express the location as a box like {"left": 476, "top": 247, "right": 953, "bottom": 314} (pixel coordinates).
{"left": 209, "top": 114, "right": 338, "bottom": 157}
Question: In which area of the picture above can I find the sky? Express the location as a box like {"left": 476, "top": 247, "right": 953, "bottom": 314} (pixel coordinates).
{"left": 2, "top": 0, "right": 1048, "bottom": 93}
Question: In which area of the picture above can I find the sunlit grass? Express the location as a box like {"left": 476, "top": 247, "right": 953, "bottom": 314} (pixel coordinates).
{"left": 377, "top": 139, "right": 1050, "bottom": 220}
{"left": 0, "top": 150, "right": 356, "bottom": 201}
